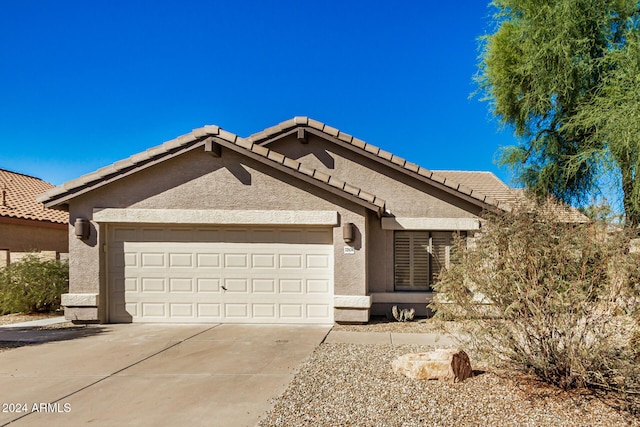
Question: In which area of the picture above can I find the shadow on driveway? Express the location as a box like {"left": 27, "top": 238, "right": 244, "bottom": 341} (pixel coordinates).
{"left": 0, "top": 325, "right": 106, "bottom": 350}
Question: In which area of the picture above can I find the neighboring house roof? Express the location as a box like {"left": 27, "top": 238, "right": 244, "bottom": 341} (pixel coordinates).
{"left": 0, "top": 169, "right": 68, "bottom": 224}
{"left": 434, "top": 171, "right": 588, "bottom": 223}
{"left": 433, "top": 171, "right": 515, "bottom": 205}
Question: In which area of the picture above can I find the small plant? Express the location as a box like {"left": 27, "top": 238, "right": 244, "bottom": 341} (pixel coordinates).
{"left": 392, "top": 305, "right": 415, "bottom": 322}
{"left": 0, "top": 255, "right": 69, "bottom": 314}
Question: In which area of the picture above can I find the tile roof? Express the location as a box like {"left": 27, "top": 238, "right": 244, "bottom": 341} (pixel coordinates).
{"left": 37, "top": 125, "right": 387, "bottom": 214}
{"left": 433, "top": 171, "right": 516, "bottom": 205}
{"left": 36, "top": 116, "right": 587, "bottom": 223}
{"left": 434, "top": 171, "right": 588, "bottom": 223}
{"left": 0, "top": 169, "right": 68, "bottom": 224}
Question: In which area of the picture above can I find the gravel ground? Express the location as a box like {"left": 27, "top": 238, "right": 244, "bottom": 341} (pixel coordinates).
{"left": 258, "top": 342, "right": 639, "bottom": 427}
{"left": 260, "top": 318, "right": 638, "bottom": 427}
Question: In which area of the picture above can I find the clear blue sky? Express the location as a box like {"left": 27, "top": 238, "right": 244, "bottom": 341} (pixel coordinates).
{"left": 0, "top": 1, "right": 518, "bottom": 187}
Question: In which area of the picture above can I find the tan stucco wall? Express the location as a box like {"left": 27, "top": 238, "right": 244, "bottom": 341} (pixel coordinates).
{"left": 0, "top": 220, "right": 68, "bottom": 253}
{"left": 268, "top": 134, "right": 484, "bottom": 297}
{"left": 267, "top": 134, "right": 484, "bottom": 218}
{"left": 66, "top": 147, "right": 369, "bottom": 322}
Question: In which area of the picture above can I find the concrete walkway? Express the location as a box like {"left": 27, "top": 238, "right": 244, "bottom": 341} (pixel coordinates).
{"left": 324, "top": 330, "right": 458, "bottom": 347}
{"left": 0, "top": 316, "right": 68, "bottom": 328}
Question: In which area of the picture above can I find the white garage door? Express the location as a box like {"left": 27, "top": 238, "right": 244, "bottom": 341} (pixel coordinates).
{"left": 107, "top": 226, "right": 334, "bottom": 324}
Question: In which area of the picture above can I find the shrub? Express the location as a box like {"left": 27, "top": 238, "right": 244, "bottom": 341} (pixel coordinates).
{"left": 0, "top": 255, "right": 69, "bottom": 314}
{"left": 430, "top": 202, "right": 640, "bottom": 401}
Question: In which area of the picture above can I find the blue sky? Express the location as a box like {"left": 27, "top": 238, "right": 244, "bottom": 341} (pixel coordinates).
{"left": 0, "top": 1, "right": 517, "bottom": 187}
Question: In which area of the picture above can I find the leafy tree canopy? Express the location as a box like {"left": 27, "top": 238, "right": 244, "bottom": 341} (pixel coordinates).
{"left": 477, "top": 0, "right": 640, "bottom": 225}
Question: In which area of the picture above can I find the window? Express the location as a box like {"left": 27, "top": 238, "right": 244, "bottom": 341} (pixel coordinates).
{"left": 394, "top": 231, "right": 465, "bottom": 291}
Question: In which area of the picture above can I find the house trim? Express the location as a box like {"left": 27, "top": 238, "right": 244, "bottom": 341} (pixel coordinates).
{"left": 381, "top": 217, "right": 480, "bottom": 230}
{"left": 93, "top": 208, "right": 339, "bottom": 226}
{"left": 334, "top": 295, "right": 372, "bottom": 308}
{"left": 61, "top": 293, "right": 99, "bottom": 307}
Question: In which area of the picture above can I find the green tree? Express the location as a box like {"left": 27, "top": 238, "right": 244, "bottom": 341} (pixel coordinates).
{"left": 476, "top": 0, "right": 640, "bottom": 226}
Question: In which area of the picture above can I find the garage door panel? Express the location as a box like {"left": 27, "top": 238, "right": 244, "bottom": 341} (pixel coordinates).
{"left": 169, "top": 253, "right": 193, "bottom": 267}
{"left": 197, "top": 278, "right": 220, "bottom": 292}
{"left": 252, "top": 279, "right": 276, "bottom": 293}
{"left": 123, "top": 253, "right": 137, "bottom": 267}
{"left": 307, "top": 279, "right": 331, "bottom": 294}
{"left": 224, "top": 253, "right": 248, "bottom": 268}
{"left": 307, "top": 304, "right": 331, "bottom": 319}
{"left": 253, "top": 304, "right": 276, "bottom": 319}
{"left": 109, "top": 226, "right": 333, "bottom": 324}
{"left": 307, "top": 254, "right": 330, "bottom": 269}
{"left": 124, "top": 303, "right": 137, "bottom": 317}
{"left": 224, "top": 278, "right": 249, "bottom": 293}
{"left": 141, "top": 253, "right": 165, "bottom": 267}
{"left": 124, "top": 278, "right": 137, "bottom": 292}
{"left": 279, "top": 254, "right": 302, "bottom": 269}
{"left": 197, "top": 253, "right": 221, "bottom": 268}
{"left": 197, "top": 303, "right": 221, "bottom": 318}
{"left": 169, "top": 303, "right": 193, "bottom": 318}
{"left": 141, "top": 278, "right": 165, "bottom": 292}
{"left": 280, "top": 304, "right": 303, "bottom": 320}
{"left": 280, "top": 279, "right": 303, "bottom": 294}
{"left": 225, "top": 304, "right": 249, "bottom": 318}
{"left": 251, "top": 254, "right": 276, "bottom": 268}
{"left": 142, "top": 303, "right": 165, "bottom": 317}
{"left": 169, "top": 278, "right": 193, "bottom": 292}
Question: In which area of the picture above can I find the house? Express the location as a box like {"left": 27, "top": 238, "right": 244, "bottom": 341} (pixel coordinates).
{"left": 0, "top": 169, "right": 68, "bottom": 264}
{"left": 38, "top": 117, "right": 525, "bottom": 324}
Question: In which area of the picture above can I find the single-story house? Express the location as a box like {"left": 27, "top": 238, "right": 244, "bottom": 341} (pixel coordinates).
{"left": 0, "top": 169, "right": 68, "bottom": 264}
{"left": 39, "top": 117, "right": 544, "bottom": 324}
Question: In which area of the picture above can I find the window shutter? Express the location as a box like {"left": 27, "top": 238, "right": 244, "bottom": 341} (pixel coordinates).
{"left": 394, "top": 232, "right": 412, "bottom": 287}
{"left": 412, "top": 233, "right": 430, "bottom": 287}
{"left": 394, "top": 231, "right": 430, "bottom": 290}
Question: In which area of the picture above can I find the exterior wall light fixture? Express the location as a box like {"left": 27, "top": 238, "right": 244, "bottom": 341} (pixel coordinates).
{"left": 343, "top": 222, "right": 355, "bottom": 244}
{"left": 74, "top": 218, "right": 91, "bottom": 240}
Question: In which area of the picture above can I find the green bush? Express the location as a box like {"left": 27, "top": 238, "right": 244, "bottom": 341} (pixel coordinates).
{"left": 0, "top": 255, "right": 69, "bottom": 314}
{"left": 430, "top": 202, "right": 640, "bottom": 402}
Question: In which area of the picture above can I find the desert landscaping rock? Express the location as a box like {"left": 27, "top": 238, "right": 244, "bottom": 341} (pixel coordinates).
{"left": 391, "top": 349, "right": 474, "bottom": 382}
{"left": 258, "top": 343, "right": 639, "bottom": 427}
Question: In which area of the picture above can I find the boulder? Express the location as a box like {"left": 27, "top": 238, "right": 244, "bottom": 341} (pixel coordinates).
{"left": 391, "top": 349, "right": 474, "bottom": 382}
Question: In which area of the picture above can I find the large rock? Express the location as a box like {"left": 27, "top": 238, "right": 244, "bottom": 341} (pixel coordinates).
{"left": 391, "top": 349, "right": 474, "bottom": 382}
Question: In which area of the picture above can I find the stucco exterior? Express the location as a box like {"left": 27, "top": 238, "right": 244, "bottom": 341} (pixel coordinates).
{"left": 39, "top": 117, "right": 511, "bottom": 324}
{"left": 0, "top": 219, "right": 67, "bottom": 253}
{"left": 63, "top": 148, "right": 371, "bottom": 323}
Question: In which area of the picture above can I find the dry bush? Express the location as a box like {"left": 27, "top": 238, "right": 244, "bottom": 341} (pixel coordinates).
{"left": 430, "top": 203, "right": 640, "bottom": 407}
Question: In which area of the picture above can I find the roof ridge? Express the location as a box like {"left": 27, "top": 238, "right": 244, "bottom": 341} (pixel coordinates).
{"left": 0, "top": 168, "right": 49, "bottom": 183}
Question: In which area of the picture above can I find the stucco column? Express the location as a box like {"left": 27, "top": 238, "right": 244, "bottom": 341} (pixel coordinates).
{"left": 332, "top": 210, "right": 370, "bottom": 323}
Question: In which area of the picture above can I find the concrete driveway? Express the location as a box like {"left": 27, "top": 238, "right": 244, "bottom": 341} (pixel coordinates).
{"left": 0, "top": 323, "right": 331, "bottom": 427}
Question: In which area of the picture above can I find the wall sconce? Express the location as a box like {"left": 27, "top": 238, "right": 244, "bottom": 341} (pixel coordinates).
{"left": 343, "top": 222, "right": 355, "bottom": 244}
{"left": 74, "top": 218, "right": 90, "bottom": 240}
